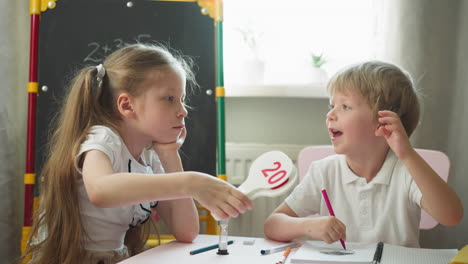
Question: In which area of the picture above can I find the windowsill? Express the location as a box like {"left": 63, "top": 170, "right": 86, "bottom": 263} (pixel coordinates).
{"left": 225, "top": 83, "right": 329, "bottom": 98}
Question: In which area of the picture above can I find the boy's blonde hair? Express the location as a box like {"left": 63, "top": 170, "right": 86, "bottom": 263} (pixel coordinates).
{"left": 21, "top": 44, "right": 196, "bottom": 264}
{"left": 327, "top": 61, "right": 420, "bottom": 136}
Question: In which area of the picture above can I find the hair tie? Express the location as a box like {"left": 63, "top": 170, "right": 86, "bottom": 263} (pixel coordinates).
{"left": 96, "top": 64, "right": 106, "bottom": 88}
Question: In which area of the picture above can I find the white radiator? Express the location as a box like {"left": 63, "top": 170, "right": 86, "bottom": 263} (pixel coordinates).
{"left": 225, "top": 142, "right": 306, "bottom": 238}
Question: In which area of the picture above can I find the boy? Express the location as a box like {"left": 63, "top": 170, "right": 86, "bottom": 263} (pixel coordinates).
{"left": 264, "top": 61, "right": 463, "bottom": 247}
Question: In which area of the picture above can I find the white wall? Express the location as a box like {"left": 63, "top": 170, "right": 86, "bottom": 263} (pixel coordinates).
{"left": 226, "top": 97, "right": 330, "bottom": 145}
{"left": 0, "top": 0, "right": 29, "bottom": 262}
{"left": 419, "top": 0, "right": 468, "bottom": 249}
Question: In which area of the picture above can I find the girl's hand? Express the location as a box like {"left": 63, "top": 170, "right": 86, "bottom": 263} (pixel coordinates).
{"left": 375, "top": 110, "right": 413, "bottom": 159}
{"left": 306, "top": 216, "right": 346, "bottom": 244}
{"left": 189, "top": 172, "right": 254, "bottom": 220}
{"left": 152, "top": 127, "right": 187, "bottom": 155}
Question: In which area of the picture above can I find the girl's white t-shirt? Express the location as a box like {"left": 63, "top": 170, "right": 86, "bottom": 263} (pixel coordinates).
{"left": 285, "top": 151, "right": 423, "bottom": 247}
{"left": 75, "top": 125, "right": 163, "bottom": 251}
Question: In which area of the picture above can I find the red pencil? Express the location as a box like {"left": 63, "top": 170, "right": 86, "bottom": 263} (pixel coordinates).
{"left": 321, "top": 188, "right": 347, "bottom": 250}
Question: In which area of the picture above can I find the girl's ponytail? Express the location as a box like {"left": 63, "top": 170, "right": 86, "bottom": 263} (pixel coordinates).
{"left": 22, "top": 65, "right": 117, "bottom": 264}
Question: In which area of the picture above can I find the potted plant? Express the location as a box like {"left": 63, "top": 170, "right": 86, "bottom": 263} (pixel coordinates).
{"left": 237, "top": 26, "right": 265, "bottom": 84}
{"left": 309, "top": 52, "right": 328, "bottom": 84}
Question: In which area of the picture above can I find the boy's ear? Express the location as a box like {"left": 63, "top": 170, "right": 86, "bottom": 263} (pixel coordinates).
{"left": 373, "top": 114, "right": 381, "bottom": 131}
{"left": 116, "top": 93, "right": 136, "bottom": 119}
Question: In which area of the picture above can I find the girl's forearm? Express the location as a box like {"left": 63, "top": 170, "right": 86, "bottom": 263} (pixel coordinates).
{"left": 402, "top": 149, "right": 463, "bottom": 226}
{"left": 156, "top": 151, "right": 184, "bottom": 173}
{"left": 87, "top": 172, "right": 194, "bottom": 208}
{"left": 156, "top": 152, "right": 200, "bottom": 241}
{"left": 159, "top": 198, "right": 199, "bottom": 242}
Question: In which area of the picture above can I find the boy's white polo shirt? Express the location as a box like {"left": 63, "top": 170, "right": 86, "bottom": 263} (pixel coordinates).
{"left": 285, "top": 151, "right": 422, "bottom": 247}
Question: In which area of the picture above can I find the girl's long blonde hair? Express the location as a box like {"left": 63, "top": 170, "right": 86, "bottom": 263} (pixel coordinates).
{"left": 20, "top": 44, "right": 197, "bottom": 264}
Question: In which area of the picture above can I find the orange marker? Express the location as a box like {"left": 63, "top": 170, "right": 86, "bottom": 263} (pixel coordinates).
{"left": 276, "top": 247, "right": 291, "bottom": 264}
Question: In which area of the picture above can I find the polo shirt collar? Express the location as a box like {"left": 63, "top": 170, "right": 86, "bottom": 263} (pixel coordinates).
{"left": 341, "top": 150, "right": 397, "bottom": 185}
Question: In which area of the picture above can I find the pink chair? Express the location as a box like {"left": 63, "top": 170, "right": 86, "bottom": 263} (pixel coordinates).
{"left": 297, "top": 145, "right": 450, "bottom": 230}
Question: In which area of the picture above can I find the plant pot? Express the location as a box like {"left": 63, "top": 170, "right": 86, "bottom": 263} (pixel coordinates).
{"left": 308, "top": 67, "right": 328, "bottom": 84}
{"left": 241, "top": 58, "right": 265, "bottom": 84}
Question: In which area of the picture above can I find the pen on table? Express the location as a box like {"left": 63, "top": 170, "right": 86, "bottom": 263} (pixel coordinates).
{"left": 189, "top": 240, "right": 234, "bottom": 255}
{"left": 260, "top": 242, "right": 301, "bottom": 255}
{"left": 321, "top": 188, "right": 347, "bottom": 250}
{"left": 372, "top": 242, "right": 384, "bottom": 264}
{"left": 276, "top": 247, "right": 291, "bottom": 264}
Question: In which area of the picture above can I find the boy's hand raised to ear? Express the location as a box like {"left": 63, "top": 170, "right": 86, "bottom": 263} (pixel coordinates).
{"left": 375, "top": 110, "right": 413, "bottom": 160}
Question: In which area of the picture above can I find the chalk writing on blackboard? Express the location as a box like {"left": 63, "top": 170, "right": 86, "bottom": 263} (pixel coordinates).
{"left": 83, "top": 34, "right": 152, "bottom": 63}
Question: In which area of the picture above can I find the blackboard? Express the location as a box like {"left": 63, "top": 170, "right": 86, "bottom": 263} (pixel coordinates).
{"left": 36, "top": 0, "right": 216, "bottom": 176}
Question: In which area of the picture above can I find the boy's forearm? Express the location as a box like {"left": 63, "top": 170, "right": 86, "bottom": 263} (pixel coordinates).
{"left": 402, "top": 149, "right": 463, "bottom": 226}
{"left": 264, "top": 214, "right": 309, "bottom": 241}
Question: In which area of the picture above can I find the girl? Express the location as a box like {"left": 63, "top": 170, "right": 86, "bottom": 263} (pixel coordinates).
{"left": 22, "top": 44, "right": 253, "bottom": 264}
{"left": 264, "top": 61, "right": 463, "bottom": 247}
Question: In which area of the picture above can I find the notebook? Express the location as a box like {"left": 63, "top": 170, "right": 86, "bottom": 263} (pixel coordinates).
{"left": 290, "top": 241, "right": 458, "bottom": 264}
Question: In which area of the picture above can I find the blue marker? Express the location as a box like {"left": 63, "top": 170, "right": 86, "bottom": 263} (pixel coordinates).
{"left": 189, "top": 240, "right": 234, "bottom": 255}
{"left": 260, "top": 242, "right": 301, "bottom": 255}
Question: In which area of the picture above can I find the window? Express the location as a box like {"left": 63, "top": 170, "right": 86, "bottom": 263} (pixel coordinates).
{"left": 223, "top": 0, "right": 377, "bottom": 96}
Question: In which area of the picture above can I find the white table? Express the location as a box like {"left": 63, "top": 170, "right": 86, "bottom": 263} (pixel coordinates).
{"left": 119, "top": 234, "right": 299, "bottom": 264}
{"left": 119, "top": 234, "right": 458, "bottom": 264}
